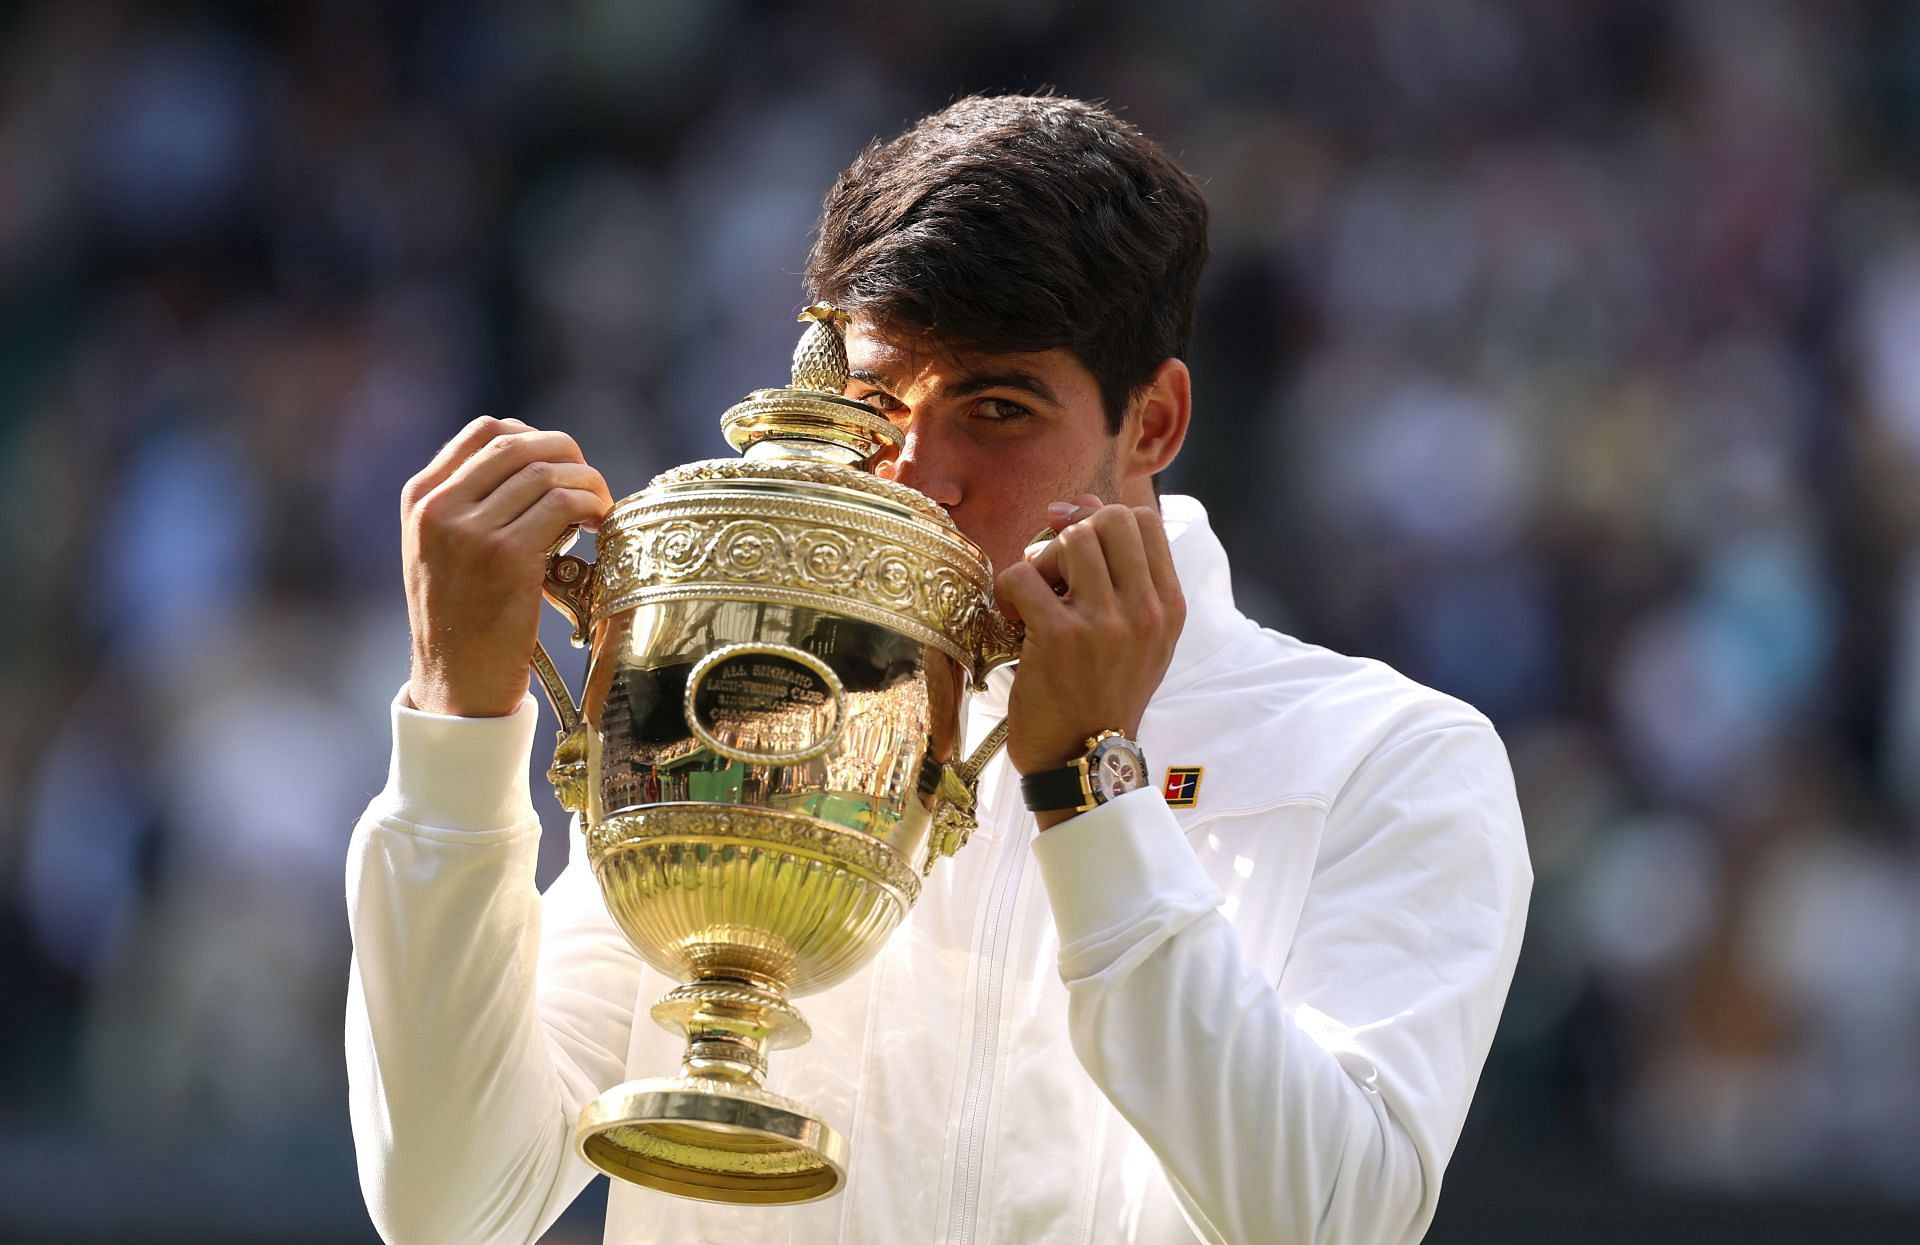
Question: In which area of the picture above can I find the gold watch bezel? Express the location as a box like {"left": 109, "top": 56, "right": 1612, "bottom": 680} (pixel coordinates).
{"left": 1072, "top": 730, "right": 1148, "bottom": 810}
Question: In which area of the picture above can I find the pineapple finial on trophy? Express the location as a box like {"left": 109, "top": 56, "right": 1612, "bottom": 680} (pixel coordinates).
{"left": 792, "top": 304, "right": 852, "bottom": 394}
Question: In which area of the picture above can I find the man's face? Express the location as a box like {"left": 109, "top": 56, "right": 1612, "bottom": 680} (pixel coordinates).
{"left": 844, "top": 319, "right": 1121, "bottom": 577}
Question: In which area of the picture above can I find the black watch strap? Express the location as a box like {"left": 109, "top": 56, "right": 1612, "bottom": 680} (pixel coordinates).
{"left": 1020, "top": 763, "right": 1092, "bottom": 813}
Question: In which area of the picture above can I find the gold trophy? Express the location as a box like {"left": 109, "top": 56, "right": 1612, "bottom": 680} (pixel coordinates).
{"left": 529, "top": 306, "right": 1020, "bottom": 1205}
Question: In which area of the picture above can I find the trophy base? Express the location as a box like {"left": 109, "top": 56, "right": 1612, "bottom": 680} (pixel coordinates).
{"left": 575, "top": 1076, "right": 849, "bottom": 1205}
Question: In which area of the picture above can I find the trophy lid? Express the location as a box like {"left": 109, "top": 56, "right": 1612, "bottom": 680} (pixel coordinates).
{"left": 718, "top": 305, "right": 903, "bottom": 467}
{"left": 648, "top": 304, "right": 956, "bottom": 531}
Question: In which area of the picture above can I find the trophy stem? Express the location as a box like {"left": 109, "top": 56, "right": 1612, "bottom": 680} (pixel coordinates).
{"left": 651, "top": 976, "right": 814, "bottom": 1088}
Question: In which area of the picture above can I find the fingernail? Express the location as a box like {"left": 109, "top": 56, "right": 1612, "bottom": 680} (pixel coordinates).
{"left": 1047, "top": 501, "right": 1078, "bottom": 522}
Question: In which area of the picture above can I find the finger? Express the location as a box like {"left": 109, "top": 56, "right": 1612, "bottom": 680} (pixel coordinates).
{"left": 1029, "top": 494, "right": 1106, "bottom": 585}
{"left": 1045, "top": 494, "right": 1104, "bottom": 531}
{"left": 1133, "top": 505, "right": 1180, "bottom": 600}
{"left": 1089, "top": 506, "right": 1153, "bottom": 602}
{"left": 1026, "top": 537, "right": 1065, "bottom": 591}
{"left": 995, "top": 560, "right": 1069, "bottom": 631}
{"left": 405, "top": 416, "right": 529, "bottom": 504}
{"left": 1056, "top": 519, "right": 1116, "bottom": 610}
{"left": 471, "top": 460, "right": 614, "bottom": 532}
{"left": 500, "top": 486, "right": 614, "bottom": 553}
{"left": 441, "top": 429, "right": 589, "bottom": 507}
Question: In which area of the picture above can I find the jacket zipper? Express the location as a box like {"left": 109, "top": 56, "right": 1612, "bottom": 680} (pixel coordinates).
{"left": 945, "top": 758, "right": 1028, "bottom": 1245}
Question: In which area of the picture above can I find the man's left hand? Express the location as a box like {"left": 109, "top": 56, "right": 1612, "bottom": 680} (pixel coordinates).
{"left": 995, "top": 495, "right": 1186, "bottom": 822}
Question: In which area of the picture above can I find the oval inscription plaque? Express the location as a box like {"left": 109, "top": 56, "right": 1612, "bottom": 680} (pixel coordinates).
{"left": 684, "top": 643, "right": 847, "bottom": 766}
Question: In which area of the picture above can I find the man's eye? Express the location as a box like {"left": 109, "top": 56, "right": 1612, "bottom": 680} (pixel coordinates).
{"left": 976, "top": 398, "right": 1031, "bottom": 422}
{"left": 853, "top": 391, "right": 906, "bottom": 414}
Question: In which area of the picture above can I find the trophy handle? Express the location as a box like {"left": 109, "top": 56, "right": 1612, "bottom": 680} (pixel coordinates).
{"left": 970, "top": 607, "right": 1023, "bottom": 689}
{"left": 922, "top": 717, "right": 1011, "bottom": 875}
{"left": 530, "top": 642, "right": 580, "bottom": 736}
{"left": 534, "top": 526, "right": 596, "bottom": 811}
{"left": 961, "top": 530, "right": 1044, "bottom": 691}
{"left": 543, "top": 525, "right": 596, "bottom": 651}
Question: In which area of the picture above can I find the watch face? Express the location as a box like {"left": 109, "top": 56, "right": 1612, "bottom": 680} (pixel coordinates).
{"left": 1087, "top": 736, "right": 1147, "bottom": 802}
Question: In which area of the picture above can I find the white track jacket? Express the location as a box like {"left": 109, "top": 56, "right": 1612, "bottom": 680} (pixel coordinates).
{"left": 346, "top": 495, "right": 1532, "bottom": 1245}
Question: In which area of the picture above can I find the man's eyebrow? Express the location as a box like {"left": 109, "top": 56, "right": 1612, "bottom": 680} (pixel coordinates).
{"left": 848, "top": 369, "right": 896, "bottom": 390}
{"left": 943, "top": 369, "right": 1062, "bottom": 407}
{"left": 848, "top": 367, "right": 1062, "bottom": 408}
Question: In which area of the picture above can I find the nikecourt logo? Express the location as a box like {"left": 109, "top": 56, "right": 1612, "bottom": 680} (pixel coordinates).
{"left": 1163, "top": 766, "right": 1203, "bottom": 808}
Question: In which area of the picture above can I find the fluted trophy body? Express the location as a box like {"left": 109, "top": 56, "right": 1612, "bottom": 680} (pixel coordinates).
{"left": 530, "top": 307, "right": 1019, "bottom": 1205}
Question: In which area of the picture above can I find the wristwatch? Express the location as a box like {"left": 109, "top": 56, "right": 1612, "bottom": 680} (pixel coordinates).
{"left": 1020, "top": 730, "right": 1149, "bottom": 813}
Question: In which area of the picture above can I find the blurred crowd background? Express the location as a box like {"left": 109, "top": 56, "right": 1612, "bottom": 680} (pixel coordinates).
{"left": 4, "top": 1, "right": 1920, "bottom": 1241}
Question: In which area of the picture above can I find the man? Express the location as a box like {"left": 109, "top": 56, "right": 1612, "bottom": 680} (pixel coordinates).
{"left": 346, "top": 95, "right": 1531, "bottom": 1244}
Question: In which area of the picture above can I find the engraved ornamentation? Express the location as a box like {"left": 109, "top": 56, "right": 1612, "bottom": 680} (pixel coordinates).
{"left": 926, "top": 566, "right": 967, "bottom": 627}
{"left": 960, "top": 596, "right": 1023, "bottom": 675}
{"left": 588, "top": 487, "right": 1018, "bottom": 677}
{"left": 547, "top": 722, "right": 590, "bottom": 813}
{"left": 656, "top": 983, "right": 804, "bottom": 1018}
{"left": 926, "top": 800, "right": 980, "bottom": 872}
{"left": 653, "top": 521, "right": 711, "bottom": 577}
{"left": 871, "top": 550, "right": 916, "bottom": 608}
{"left": 797, "top": 528, "right": 860, "bottom": 589}
{"left": 711, "top": 520, "right": 787, "bottom": 580}
{"left": 646, "top": 457, "right": 951, "bottom": 527}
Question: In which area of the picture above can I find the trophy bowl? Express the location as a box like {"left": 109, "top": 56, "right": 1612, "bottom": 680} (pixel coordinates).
{"left": 530, "top": 308, "right": 1018, "bottom": 1204}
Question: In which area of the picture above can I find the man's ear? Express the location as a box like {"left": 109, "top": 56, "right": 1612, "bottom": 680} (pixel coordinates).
{"left": 1120, "top": 357, "right": 1191, "bottom": 480}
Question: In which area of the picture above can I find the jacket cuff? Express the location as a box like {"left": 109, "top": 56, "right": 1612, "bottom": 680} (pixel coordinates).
{"left": 1031, "top": 787, "right": 1224, "bottom": 985}
{"left": 375, "top": 687, "right": 541, "bottom": 833}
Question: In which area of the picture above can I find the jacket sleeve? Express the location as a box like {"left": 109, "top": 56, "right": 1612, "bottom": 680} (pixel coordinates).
{"left": 345, "top": 691, "right": 645, "bottom": 1245}
{"left": 1030, "top": 720, "right": 1532, "bottom": 1245}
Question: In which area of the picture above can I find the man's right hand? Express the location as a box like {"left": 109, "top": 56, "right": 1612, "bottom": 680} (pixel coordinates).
{"left": 401, "top": 417, "right": 615, "bottom": 718}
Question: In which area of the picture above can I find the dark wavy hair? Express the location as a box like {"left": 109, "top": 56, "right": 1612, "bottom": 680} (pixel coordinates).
{"left": 805, "top": 94, "right": 1209, "bottom": 432}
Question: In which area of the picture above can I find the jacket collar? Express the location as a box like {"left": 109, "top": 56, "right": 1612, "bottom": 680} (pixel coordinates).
{"left": 1159, "top": 494, "right": 1244, "bottom": 683}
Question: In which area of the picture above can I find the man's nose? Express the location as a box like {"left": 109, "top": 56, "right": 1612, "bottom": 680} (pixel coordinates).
{"left": 874, "top": 423, "right": 962, "bottom": 508}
